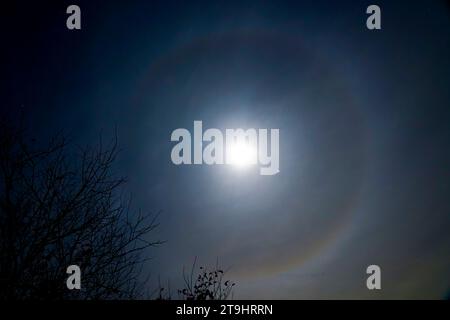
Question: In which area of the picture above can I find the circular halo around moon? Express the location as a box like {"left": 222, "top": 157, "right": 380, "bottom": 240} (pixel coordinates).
{"left": 131, "top": 31, "right": 367, "bottom": 278}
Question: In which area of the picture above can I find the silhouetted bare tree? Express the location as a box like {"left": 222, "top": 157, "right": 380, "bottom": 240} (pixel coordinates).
{"left": 0, "top": 121, "right": 161, "bottom": 299}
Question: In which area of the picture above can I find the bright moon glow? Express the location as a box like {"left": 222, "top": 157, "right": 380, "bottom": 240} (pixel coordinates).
{"left": 227, "top": 141, "right": 257, "bottom": 168}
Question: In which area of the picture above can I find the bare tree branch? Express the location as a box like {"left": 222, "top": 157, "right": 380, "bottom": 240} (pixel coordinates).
{"left": 0, "top": 121, "right": 160, "bottom": 300}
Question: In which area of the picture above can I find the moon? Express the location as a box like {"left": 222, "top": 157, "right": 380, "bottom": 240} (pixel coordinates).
{"left": 227, "top": 140, "right": 257, "bottom": 168}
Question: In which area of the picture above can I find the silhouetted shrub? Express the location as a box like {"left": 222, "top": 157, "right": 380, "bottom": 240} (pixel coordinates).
{"left": 156, "top": 258, "right": 235, "bottom": 300}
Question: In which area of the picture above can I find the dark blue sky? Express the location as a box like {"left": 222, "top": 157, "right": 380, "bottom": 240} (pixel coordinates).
{"left": 3, "top": 0, "right": 450, "bottom": 298}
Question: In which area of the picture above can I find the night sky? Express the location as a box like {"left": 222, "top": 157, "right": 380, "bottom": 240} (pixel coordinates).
{"left": 3, "top": 0, "right": 450, "bottom": 299}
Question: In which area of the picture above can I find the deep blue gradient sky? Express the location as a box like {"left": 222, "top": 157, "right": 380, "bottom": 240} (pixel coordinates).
{"left": 3, "top": 0, "right": 450, "bottom": 298}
